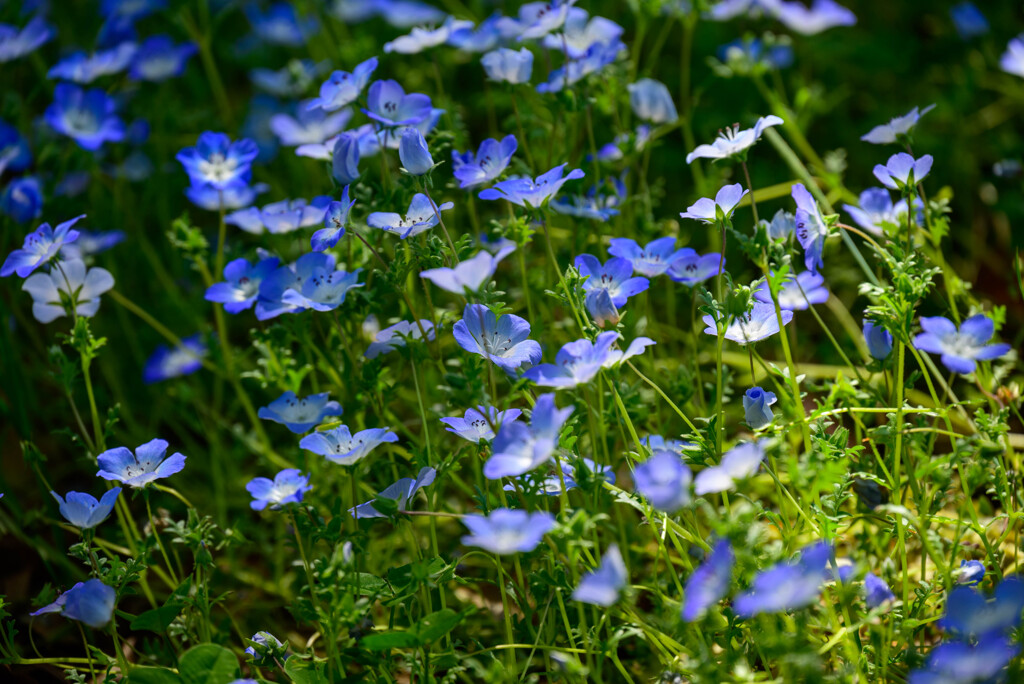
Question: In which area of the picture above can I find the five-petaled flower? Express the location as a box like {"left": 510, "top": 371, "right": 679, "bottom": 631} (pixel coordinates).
{"left": 453, "top": 304, "right": 543, "bottom": 374}
{"left": 258, "top": 391, "right": 343, "bottom": 433}
{"left": 685, "top": 116, "right": 783, "bottom": 163}
{"left": 912, "top": 314, "right": 1010, "bottom": 374}
{"left": 460, "top": 508, "right": 556, "bottom": 554}
{"left": 96, "top": 438, "right": 186, "bottom": 488}
{"left": 679, "top": 183, "right": 748, "bottom": 223}
{"left": 300, "top": 425, "right": 398, "bottom": 466}
{"left": 246, "top": 469, "right": 312, "bottom": 510}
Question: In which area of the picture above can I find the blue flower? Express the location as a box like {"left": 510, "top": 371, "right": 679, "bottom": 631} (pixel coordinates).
{"left": 873, "top": 152, "right": 934, "bottom": 191}
{"left": 2, "top": 215, "right": 84, "bottom": 278}
{"left": 97, "top": 438, "right": 186, "bottom": 488}
{"left": 524, "top": 331, "right": 655, "bottom": 389}
{"left": 956, "top": 560, "right": 986, "bottom": 586}
{"left": 484, "top": 393, "right": 573, "bottom": 479}
{"left": 679, "top": 183, "right": 748, "bottom": 223}
{"left": 666, "top": 249, "right": 724, "bottom": 286}
{"left": 550, "top": 176, "right": 625, "bottom": 221}
{"left": 585, "top": 289, "right": 619, "bottom": 328}
{"left": 776, "top": 0, "right": 856, "bottom": 35}
{"left": 514, "top": 0, "right": 578, "bottom": 40}
{"left": 363, "top": 80, "right": 432, "bottom": 127}
{"left": 861, "top": 105, "right": 935, "bottom": 145}
{"left": 607, "top": 237, "right": 688, "bottom": 278}
{"left": 22, "top": 258, "right": 114, "bottom": 323}
{"left": 143, "top": 334, "right": 207, "bottom": 383}
{"left": 913, "top": 314, "right": 1011, "bottom": 374}
{"left": 279, "top": 265, "right": 363, "bottom": 313}
{"left": 205, "top": 256, "right": 281, "bottom": 314}
{"left": 792, "top": 182, "right": 829, "bottom": 272}
{"left": 60, "top": 230, "right": 125, "bottom": 260}
{"left": 452, "top": 304, "right": 542, "bottom": 374}
{"left": 742, "top": 388, "right": 777, "bottom": 430}
{"left": 641, "top": 435, "right": 691, "bottom": 455}
{"left": 384, "top": 16, "right": 473, "bottom": 54}
{"left": 481, "top": 47, "right": 533, "bottom": 84}
{"left": 627, "top": 78, "right": 678, "bottom": 124}
{"left": 244, "top": 631, "right": 286, "bottom": 664}
{"left": 31, "top": 579, "right": 115, "bottom": 628}
{"left": 634, "top": 450, "right": 692, "bottom": 512}
{"left": 452, "top": 135, "right": 517, "bottom": 189}
{"left": 101, "top": 0, "right": 165, "bottom": 20}
{"left": 573, "top": 544, "right": 627, "bottom": 606}
{"left": 718, "top": 37, "right": 794, "bottom": 73}
{"left": 0, "top": 119, "right": 31, "bottom": 174}
{"left": 399, "top": 128, "right": 434, "bottom": 175}
{"left": 767, "top": 209, "right": 795, "bottom": 240}
{"left": 270, "top": 104, "right": 352, "bottom": 147}
{"left": 312, "top": 186, "right": 355, "bottom": 252}
{"left": 951, "top": 3, "right": 988, "bottom": 39}
{"left": 186, "top": 178, "right": 266, "bottom": 211}
{"left": 686, "top": 116, "right": 783, "bottom": 164}
{"left": 227, "top": 197, "right": 332, "bottom": 235}
{"left": 308, "top": 57, "right": 378, "bottom": 112}
{"left": 753, "top": 270, "right": 830, "bottom": 310}
{"left": 575, "top": 254, "right": 649, "bottom": 307}
{"left": 535, "top": 40, "right": 624, "bottom": 93}
{"left": 461, "top": 508, "right": 556, "bottom": 554}
{"left": 733, "top": 541, "right": 831, "bottom": 617}
{"left": 1, "top": 176, "right": 43, "bottom": 223}
{"left": 543, "top": 8, "right": 623, "bottom": 58}
{"left": 703, "top": 303, "right": 793, "bottom": 345}
{"left": 478, "top": 164, "right": 584, "bottom": 208}
{"left": 251, "top": 59, "right": 327, "bottom": 97}
{"left": 842, "top": 188, "right": 911, "bottom": 235}
{"left": 864, "top": 573, "right": 895, "bottom": 609}
{"left": 331, "top": 131, "right": 362, "bottom": 185}
{"left": 350, "top": 467, "right": 436, "bottom": 518}
{"left": 441, "top": 406, "right": 523, "bottom": 443}
{"left": 300, "top": 425, "right": 398, "bottom": 466}
{"left": 908, "top": 635, "right": 1020, "bottom": 684}
{"left": 255, "top": 253, "right": 335, "bottom": 320}
{"left": 0, "top": 16, "right": 54, "bottom": 63}
{"left": 246, "top": 2, "right": 319, "bottom": 46}
{"left": 863, "top": 320, "right": 893, "bottom": 360}
{"left": 939, "top": 577, "right": 1024, "bottom": 638}
{"left": 682, "top": 540, "right": 734, "bottom": 621}
{"left": 177, "top": 132, "right": 258, "bottom": 190}
{"left": 365, "top": 320, "right": 436, "bottom": 358}
{"left": 48, "top": 42, "right": 137, "bottom": 83}
{"left": 246, "top": 469, "right": 312, "bottom": 510}
{"left": 44, "top": 84, "right": 125, "bottom": 151}
{"left": 368, "top": 194, "right": 453, "bottom": 239}
{"left": 422, "top": 247, "right": 515, "bottom": 295}
{"left": 1000, "top": 35, "right": 1024, "bottom": 79}
{"left": 694, "top": 441, "right": 765, "bottom": 495}
{"left": 448, "top": 13, "right": 504, "bottom": 53}
{"left": 258, "top": 391, "right": 343, "bottom": 434}
{"left": 51, "top": 488, "right": 121, "bottom": 529}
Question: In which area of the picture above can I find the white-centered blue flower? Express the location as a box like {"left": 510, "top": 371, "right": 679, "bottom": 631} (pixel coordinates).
{"left": 96, "top": 438, "right": 186, "bottom": 488}
{"left": 258, "top": 391, "right": 343, "bottom": 433}
{"left": 484, "top": 393, "right": 573, "bottom": 479}
{"left": 694, "top": 442, "right": 765, "bottom": 495}
{"left": 679, "top": 183, "right": 748, "bottom": 223}
{"left": 913, "top": 314, "right": 1011, "bottom": 375}
{"left": 300, "top": 425, "right": 398, "bottom": 465}
{"left": 873, "top": 152, "right": 933, "bottom": 191}
{"left": 861, "top": 105, "right": 935, "bottom": 145}
{"left": 441, "top": 406, "right": 523, "bottom": 443}
{"left": 350, "top": 467, "right": 436, "bottom": 518}
{"left": 21, "top": 258, "right": 114, "bottom": 323}
{"left": 367, "top": 194, "right": 454, "bottom": 239}
{"left": 523, "top": 331, "right": 655, "bottom": 389}
{"left": 685, "top": 116, "right": 783, "bottom": 164}
{"left": 461, "top": 508, "right": 556, "bottom": 554}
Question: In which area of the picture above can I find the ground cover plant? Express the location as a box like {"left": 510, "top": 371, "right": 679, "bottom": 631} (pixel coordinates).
{"left": 2, "top": 0, "right": 1024, "bottom": 682}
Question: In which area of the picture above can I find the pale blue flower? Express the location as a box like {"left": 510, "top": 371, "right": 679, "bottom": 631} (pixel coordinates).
{"left": 280, "top": 266, "right": 363, "bottom": 313}
{"left": 484, "top": 393, "right": 572, "bottom": 479}
{"left": 703, "top": 303, "right": 793, "bottom": 344}
{"left": 842, "top": 188, "right": 911, "bottom": 235}
{"left": 258, "top": 391, "right": 343, "bottom": 433}
{"left": 503, "top": 457, "right": 616, "bottom": 495}
{"left": 452, "top": 135, "right": 517, "bottom": 188}
{"left": 270, "top": 104, "right": 352, "bottom": 146}
{"left": 542, "top": 8, "right": 623, "bottom": 58}
{"left": 96, "top": 438, "right": 186, "bottom": 488}
{"left": 627, "top": 78, "right": 678, "bottom": 124}
{"left": 742, "top": 388, "right": 777, "bottom": 430}
{"left": 733, "top": 541, "right": 830, "bottom": 617}
{"left": 176, "top": 132, "right": 258, "bottom": 190}
{"left": 246, "top": 469, "right": 312, "bottom": 510}
{"left": 0, "top": 16, "right": 54, "bottom": 63}
{"left": 573, "top": 545, "right": 627, "bottom": 606}
{"left": 861, "top": 105, "right": 935, "bottom": 145}
{"left": 753, "top": 270, "right": 829, "bottom": 310}
{"left": 523, "top": 331, "right": 654, "bottom": 389}
{"left": 776, "top": 0, "right": 856, "bottom": 35}
{"left": 301, "top": 425, "right": 397, "bottom": 465}
{"left": 227, "top": 197, "right": 331, "bottom": 235}
{"left": 478, "top": 164, "right": 584, "bottom": 208}
{"left": 51, "top": 488, "right": 121, "bottom": 529}
{"left": 682, "top": 540, "right": 734, "bottom": 621}
{"left": 367, "top": 194, "right": 453, "bottom": 239}
{"left": 955, "top": 560, "right": 986, "bottom": 586}
{"left": 535, "top": 40, "right": 624, "bottom": 93}
{"left": 363, "top": 80, "right": 432, "bottom": 127}
{"left": 461, "top": 508, "right": 556, "bottom": 554}
{"left": 607, "top": 237, "right": 688, "bottom": 277}
{"left": 1000, "top": 35, "right": 1024, "bottom": 79}
{"left": 130, "top": 36, "right": 193, "bottom": 82}
{"left": 247, "top": 2, "right": 319, "bottom": 47}
{"left": 686, "top": 116, "right": 783, "bottom": 164}
{"left": 143, "top": 335, "right": 206, "bottom": 383}
{"left": 331, "top": 131, "right": 362, "bottom": 185}
{"left": 453, "top": 304, "right": 542, "bottom": 374}
{"left": 939, "top": 577, "right": 1024, "bottom": 638}
{"left": 1, "top": 215, "right": 83, "bottom": 278}
{"left": 666, "top": 250, "right": 724, "bottom": 286}
{"left": 913, "top": 314, "right": 1010, "bottom": 375}
{"left": 873, "top": 152, "right": 933, "bottom": 191}
{"left": 257, "top": 253, "right": 336, "bottom": 320}
{"left": 634, "top": 450, "right": 692, "bottom": 512}
{"left": 384, "top": 16, "right": 473, "bottom": 54}
{"left": 350, "top": 467, "right": 436, "bottom": 518}
{"left": 365, "top": 320, "right": 435, "bottom": 358}
{"left": 864, "top": 573, "right": 895, "bottom": 609}
{"left": 399, "top": 128, "right": 433, "bottom": 174}
{"left": 694, "top": 442, "right": 765, "bottom": 495}
{"left": 515, "top": 0, "right": 578, "bottom": 41}
{"left": 312, "top": 185, "right": 356, "bottom": 252}
{"left": 21, "top": 258, "right": 114, "bottom": 323}
{"left": 31, "top": 579, "right": 116, "bottom": 628}
{"left": 575, "top": 254, "right": 649, "bottom": 307}
{"left": 48, "top": 42, "right": 137, "bottom": 83}
{"left": 205, "top": 256, "right": 280, "bottom": 313}
{"left": 441, "top": 406, "right": 523, "bottom": 443}
{"left": 863, "top": 320, "right": 893, "bottom": 360}
{"left": 422, "top": 247, "right": 515, "bottom": 294}
{"left": 908, "top": 635, "right": 1019, "bottom": 684}
{"left": 307, "top": 57, "right": 378, "bottom": 112}
{"left": 792, "top": 182, "right": 828, "bottom": 272}
{"left": 679, "top": 183, "right": 748, "bottom": 223}
{"left": 44, "top": 84, "right": 126, "bottom": 151}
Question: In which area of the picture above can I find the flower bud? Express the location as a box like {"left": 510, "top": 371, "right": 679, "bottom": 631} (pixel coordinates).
{"left": 399, "top": 128, "right": 433, "bottom": 175}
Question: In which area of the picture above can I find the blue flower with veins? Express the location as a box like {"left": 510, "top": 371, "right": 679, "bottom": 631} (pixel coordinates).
{"left": 0, "top": 16, "right": 54, "bottom": 63}
{"left": 422, "top": 247, "right": 515, "bottom": 295}
{"left": 842, "top": 188, "right": 912, "bottom": 235}
{"left": 667, "top": 249, "right": 724, "bottom": 286}
{"left": 256, "top": 253, "right": 336, "bottom": 320}
{"left": 703, "top": 302, "right": 793, "bottom": 345}
{"left": 280, "top": 265, "right": 363, "bottom": 313}
{"left": 365, "top": 320, "right": 435, "bottom": 358}
{"left": 453, "top": 304, "right": 542, "bottom": 374}
{"left": 96, "top": 438, "right": 186, "bottom": 488}
{"left": 30, "top": 579, "right": 115, "bottom": 629}
{"left": 682, "top": 540, "right": 734, "bottom": 622}
{"left": 144, "top": 334, "right": 206, "bottom": 383}
{"left": 441, "top": 406, "right": 522, "bottom": 443}
{"left": 227, "top": 196, "right": 331, "bottom": 235}
{"left": 44, "top": 84, "right": 126, "bottom": 151}
{"left": 51, "top": 488, "right": 122, "bottom": 529}
{"left": 551, "top": 176, "right": 626, "bottom": 221}
{"left": 461, "top": 508, "right": 556, "bottom": 554}
{"left": 575, "top": 254, "right": 649, "bottom": 307}
{"left": 2, "top": 215, "right": 84, "bottom": 277}
{"left": 861, "top": 105, "right": 935, "bottom": 145}
{"left": 873, "top": 152, "right": 933, "bottom": 191}
{"left": 176, "top": 131, "right": 258, "bottom": 190}
{"left": 524, "top": 331, "right": 655, "bottom": 388}
{"left": 792, "top": 182, "right": 829, "bottom": 272}
{"left": 573, "top": 544, "right": 627, "bottom": 606}
{"left": 368, "top": 193, "right": 453, "bottom": 239}
{"left": 479, "top": 163, "right": 585, "bottom": 208}
{"left": 312, "top": 186, "right": 355, "bottom": 252}
{"left": 484, "top": 393, "right": 572, "bottom": 479}
{"left": 350, "top": 467, "right": 436, "bottom": 518}
{"left": 685, "top": 116, "right": 782, "bottom": 163}
{"left": 48, "top": 42, "right": 136, "bottom": 83}
{"left": 452, "top": 135, "right": 517, "bottom": 188}
{"left": 608, "top": 237, "right": 688, "bottom": 277}
{"left": 753, "top": 270, "right": 829, "bottom": 310}
{"left": 776, "top": 0, "right": 856, "bottom": 35}
{"left": 300, "top": 425, "right": 397, "bottom": 465}
{"left": 186, "top": 179, "right": 267, "bottom": 211}
{"left": 246, "top": 469, "right": 312, "bottom": 510}
{"left": 733, "top": 541, "right": 831, "bottom": 617}
{"left": 543, "top": 8, "right": 623, "bottom": 58}
{"left": 634, "top": 450, "right": 692, "bottom": 512}
{"left": 22, "top": 258, "right": 115, "bottom": 323}
{"left": 913, "top": 314, "right": 1011, "bottom": 374}
{"left": 270, "top": 103, "right": 352, "bottom": 146}
{"left": 384, "top": 16, "right": 473, "bottom": 54}
{"left": 679, "top": 183, "right": 748, "bottom": 223}
{"left": 258, "top": 391, "right": 343, "bottom": 433}
{"left": 205, "top": 256, "right": 280, "bottom": 314}
{"left": 362, "top": 80, "right": 432, "bottom": 127}
{"left": 308, "top": 57, "right": 378, "bottom": 112}
{"left": 694, "top": 442, "right": 765, "bottom": 495}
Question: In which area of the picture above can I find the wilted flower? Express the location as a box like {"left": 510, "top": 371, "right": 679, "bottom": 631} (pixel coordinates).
{"left": 453, "top": 304, "right": 542, "bottom": 374}
{"left": 31, "top": 579, "right": 116, "bottom": 629}
{"left": 686, "top": 116, "right": 783, "bottom": 164}
{"left": 634, "top": 450, "right": 692, "bottom": 512}
{"left": 452, "top": 135, "right": 518, "bottom": 188}
{"left": 485, "top": 393, "right": 573, "bottom": 479}
{"left": 461, "top": 508, "right": 556, "bottom": 554}
{"left": 51, "top": 488, "right": 121, "bottom": 530}
{"left": 682, "top": 540, "right": 734, "bottom": 622}
{"left": 912, "top": 314, "right": 1010, "bottom": 374}
{"left": 22, "top": 258, "right": 114, "bottom": 323}
{"left": 96, "top": 438, "right": 186, "bottom": 488}
{"left": 694, "top": 442, "right": 765, "bottom": 495}
{"left": 733, "top": 541, "right": 831, "bottom": 617}
{"left": 679, "top": 183, "right": 748, "bottom": 223}
{"left": 246, "top": 469, "right": 312, "bottom": 510}
{"left": 258, "top": 391, "right": 343, "bottom": 434}
{"left": 350, "top": 467, "right": 436, "bottom": 518}
{"left": 441, "top": 406, "right": 522, "bottom": 443}
{"left": 524, "top": 331, "right": 654, "bottom": 389}
{"left": 742, "top": 388, "right": 777, "bottom": 430}
{"left": 300, "top": 425, "right": 398, "bottom": 466}
{"left": 573, "top": 545, "right": 627, "bottom": 606}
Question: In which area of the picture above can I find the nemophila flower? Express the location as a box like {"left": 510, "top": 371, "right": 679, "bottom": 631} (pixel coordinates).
{"left": 247, "top": 2, "right": 318, "bottom": 46}
{"left": 627, "top": 78, "right": 678, "bottom": 125}
{"left": 205, "top": 256, "right": 280, "bottom": 314}
{"left": 453, "top": 304, "right": 542, "bottom": 374}
{"left": 384, "top": 16, "right": 473, "bottom": 54}
{"left": 363, "top": 80, "right": 432, "bottom": 127}
{"left": 244, "top": 631, "right": 286, "bottom": 664}
{"left": 246, "top": 469, "right": 312, "bottom": 511}
{"left": 2, "top": 215, "right": 84, "bottom": 278}
{"left": 44, "top": 84, "right": 125, "bottom": 151}
{"left": 399, "top": 128, "right": 434, "bottom": 175}
{"left": 573, "top": 544, "right": 627, "bottom": 607}
{"left": 479, "top": 164, "right": 585, "bottom": 208}
{"left": 331, "top": 131, "right": 363, "bottom": 185}
{"left": 1, "top": 176, "right": 43, "bottom": 223}
{"left": 873, "top": 152, "right": 934, "bottom": 191}
{"left": 733, "top": 541, "right": 831, "bottom": 618}
{"left": 60, "top": 230, "right": 125, "bottom": 260}
{"left": 300, "top": 425, "right": 397, "bottom": 466}
{"left": 717, "top": 37, "right": 794, "bottom": 74}
{"left": 776, "top": 0, "right": 856, "bottom": 35}
{"left": 126, "top": 35, "right": 194, "bottom": 81}
{"left": 913, "top": 314, "right": 1011, "bottom": 374}
{"left": 792, "top": 182, "right": 829, "bottom": 272}
{"left": 704, "top": 0, "right": 778, "bottom": 21}
{"left": 377, "top": 109, "right": 445, "bottom": 150}
{"left": 48, "top": 42, "right": 137, "bottom": 83}
{"left": 367, "top": 194, "right": 453, "bottom": 239}
{"left": 863, "top": 320, "right": 893, "bottom": 360}
{"left": 524, "top": 332, "right": 655, "bottom": 389}
{"left": 365, "top": 320, "right": 436, "bottom": 358}
{"left": 270, "top": 105, "right": 352, "bottom": 147}
{"left": 251, "top": 59, "right": 324, "bottom": 97}
{"left": 679, "top": 183, "right": 748, "bottom": 223}
{"left": 956, "top": 560, "right": 986, "bottom": 586}
{"left": 329, "top": 0, "right": 445, "bottom": 26}
{"left": 258, "top": 391, "right": 342, "bottom": 434}
{"left": 864, "top": 573, "right": 895, "bottom": 609}
{"left": 766, "top": 209, "right": 795, "bottom": 240}
{"left": 951, "top": 3, "right": 988, "bottom": 39}
{"left": 682, "top": 540, "right": 734, "bottom": 622}
{"left": 280, "top": 265, "right": 363, "bottom": 313}
{"left": 0, "top": 16, "right": 54, "bottom": 63}
{"left": 667, "top": 249, "right": 724, "bottom": 286}
{"left": 481, "top": 47, "right": 534, "bottom": 84}
{"left": 743, "top": 388, "right": 777, "bottom": 430}
{"left": 584, "top": 289, "right": 619, "bottom": 328}
{"left": 513, "top": 0, "right": 578, "bottom": 40}
{"left": 448, "top": 13, "right": 504, "bottom": 53}
{"left": 441, "top": 406, "right": 522, "bottom": 443}
{"left": 452, "top": 135, "right": 517, "bottom": 189}
{"left": 550, "top": 176, "right": 626, "bottom": 221}
{"left": 351, "top": 467, "right": 436, "bottom": 518}
{"left": 753, "top": 270, "right": 829, "bottom": 310}
{"left": 22, "top": 259, "right": 114, "bottom": 323}
{"left": 312, "top": 186, "right": 355, "bottom": 252}
{"left": 96, "top": 438, "right": 186, "bottom": 488}
{"left": 51, "top": 488, "right": 121, "bottom": 529}
{"left": 461, "top": 508, "right": 556, "bottom": 554}
{"left": 939, "top": 577, "right": 1024, "bottom": 638}
{"left": 177, "top": 132, "right": 258, "bottom": 190}
{"left": 308, "top": 57, "right": 378, "bottom": 111}
{"left": 694, "top": 441, "right": 765, "bottom": 495}
{"left": 704, "top": 303, "right": 793, "bottom": 345}
{"left": 31, "top": 580, "right": 115, "bottom": 629}
{"left": 0, "top": 119, "right": 31, "bottom": 174}
{"left": 535, "top": 40, "right": 624, "bottom": 93}
{"left": 144, "top": 334, "right": 206, "bottom": 383}
{"left": 607, "top": 237, "right": 685, "bottom": 278}
{"left": 908, "top": 635, "right": 1020, "bottom": 684}
{"left": 842, "top": 188, "right": 911, "bottom": 235}
{"left": 685, "top": 116, "right": 783, "bottom": 164}
{"left": 484, "top": 393, "right": 572, "bottom": 479}
{"left": 861, "top": 105, "right": 935, "bottom": 145}
{"left": 227, "top": 197, "right": 332, "bottom": 235}
{"left": 543, "top": 8, "right": 623, "bottom": 58}
{"left": 186, "top": 179, "right": 267, "bottom": 212}
{"left": 642, "top": 435, "right": 690, "bottom": 455}
{"left": 575, "top": 254, "right": 649, "bottom": 308}
{"left": 423, "top": 248, "right": 515, "bottom": 295}
{"left": 634, "top": 450, "right": 692, "bottom": 512}
{"left": 1000, "top": 35, "right": 1024, "bottom": 79}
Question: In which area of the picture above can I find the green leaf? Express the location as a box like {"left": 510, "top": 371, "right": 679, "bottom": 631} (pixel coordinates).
{"left": 127, "top": 667, "right": 184, "bottom": 684}
{"left": 340, "top": 573, "right": 390, "bottom": 596}
{"left": 178, "top": 644, "right": 240, "bottom": 684}
{"left": 413, "top": 609, "right": 466, "bottom": 644}
{"left": 360, "top": 631, "right": 421, "bottom": 651}
{"left": 284, "top": 655, "right": 329, "bottom": 684}
{"left": 130, "top": 602, "right": 185, "bottom": 633}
